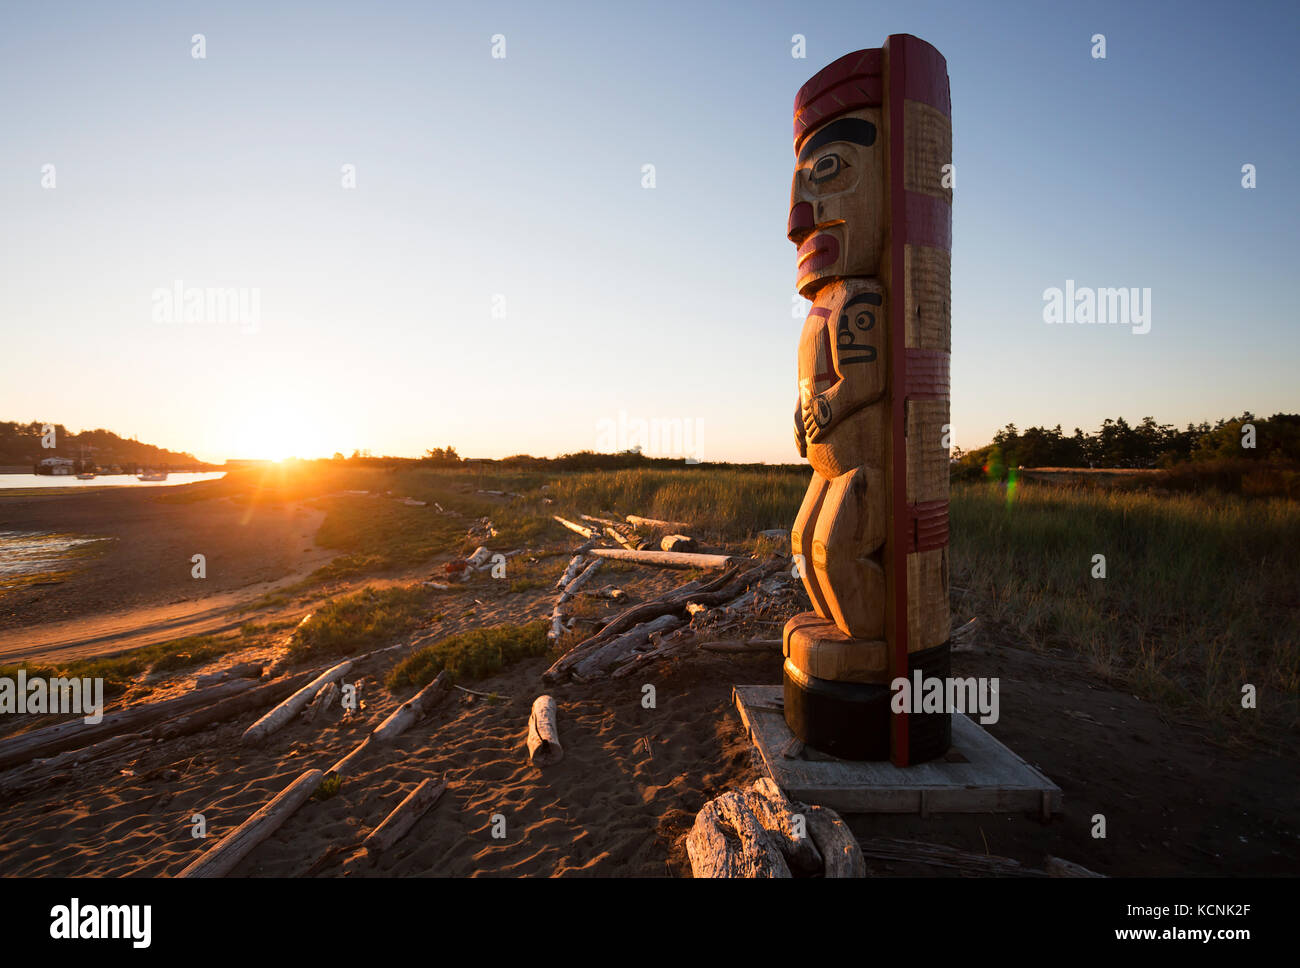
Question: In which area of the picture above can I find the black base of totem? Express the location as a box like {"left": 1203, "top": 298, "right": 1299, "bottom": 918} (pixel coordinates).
{"left": 782, "top": 640, "right": 952, "bottom": 763}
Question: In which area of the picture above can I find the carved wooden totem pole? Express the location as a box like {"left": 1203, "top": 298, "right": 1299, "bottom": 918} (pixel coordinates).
{"left": 784, "top": 35, "right": 952, "bottom": 765}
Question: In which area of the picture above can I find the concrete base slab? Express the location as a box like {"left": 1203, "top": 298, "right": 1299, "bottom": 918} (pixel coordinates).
{"left": 734, "top": 685, "right": 1062, "bottom": 819}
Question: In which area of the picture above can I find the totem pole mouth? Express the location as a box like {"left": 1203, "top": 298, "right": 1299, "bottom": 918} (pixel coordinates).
{"left": 796, "top": 233, "right": 840, "bottom": 276}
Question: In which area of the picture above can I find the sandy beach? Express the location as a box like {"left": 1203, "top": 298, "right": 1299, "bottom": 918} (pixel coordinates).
{"left": 0, "top": 480, "right": 1295, "bottom": 878}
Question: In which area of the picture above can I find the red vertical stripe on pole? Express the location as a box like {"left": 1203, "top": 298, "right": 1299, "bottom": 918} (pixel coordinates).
{"left": 886, "top": 34, "right": 910, "bottom": 768}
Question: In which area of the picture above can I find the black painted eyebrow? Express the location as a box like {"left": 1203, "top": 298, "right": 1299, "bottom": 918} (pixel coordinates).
{"left": 798, "top": 118, "right": 877, "bottom": 164}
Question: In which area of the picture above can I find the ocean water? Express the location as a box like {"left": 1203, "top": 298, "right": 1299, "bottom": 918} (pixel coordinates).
{"left": 0, "top": 531, "right": 112, "bottom": 579}
{"left": 0, "top": 472, "right": 226, "bottom": 490}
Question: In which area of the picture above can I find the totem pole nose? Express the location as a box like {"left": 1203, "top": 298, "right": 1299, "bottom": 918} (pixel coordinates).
{"left": 788, "top": 201, "right": 815, "bottom": 243}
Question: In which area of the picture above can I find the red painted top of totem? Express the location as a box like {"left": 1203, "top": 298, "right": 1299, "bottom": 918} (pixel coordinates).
{"left": 792, "top": 35, "right": 951, "bottom": 154}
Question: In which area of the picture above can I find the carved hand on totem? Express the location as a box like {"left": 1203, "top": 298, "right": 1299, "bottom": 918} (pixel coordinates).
{"left": 794, "top": 400, "right": 807, "bottom": 458}
{"left": 801, "top": 385, "right": 840, "bottom": 444}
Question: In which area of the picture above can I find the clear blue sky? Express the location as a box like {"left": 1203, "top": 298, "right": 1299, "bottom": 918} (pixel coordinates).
{"left": 1, "top": 0, "right": 1296, "bottom": 463}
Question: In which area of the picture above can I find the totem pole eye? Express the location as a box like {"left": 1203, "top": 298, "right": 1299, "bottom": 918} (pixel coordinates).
{"left": 809, "top": 153, "right": 845, "bottom": 184}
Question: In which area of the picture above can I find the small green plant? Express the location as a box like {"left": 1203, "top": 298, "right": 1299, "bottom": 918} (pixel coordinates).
{"left": 313, "top": 774, "right": 342, "bottom": 800}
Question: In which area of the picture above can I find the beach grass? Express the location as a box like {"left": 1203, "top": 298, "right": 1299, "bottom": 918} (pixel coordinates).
{"left": 386, "top": 620, "right": 549, "bottom": 690}
{"left": 287, "top": 584, "right": 431, "bottom": 662}
{"left": 948, "top": 481, "right": 1300, "bottom": 733}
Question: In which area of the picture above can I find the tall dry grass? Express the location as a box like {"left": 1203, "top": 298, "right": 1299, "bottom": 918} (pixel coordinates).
{"left": 950, "top": 482, "right": 1299, "bottom": 732}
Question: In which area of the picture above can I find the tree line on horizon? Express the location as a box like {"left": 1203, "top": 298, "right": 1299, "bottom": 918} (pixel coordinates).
{"left": 0, "top": 421, "right": 205, "bottom": 468}
{"left": 954, "top": 412, "right": 1300, "bottom": 481}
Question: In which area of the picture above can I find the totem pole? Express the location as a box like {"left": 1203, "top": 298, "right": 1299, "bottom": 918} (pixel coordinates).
{"left": 784, "top": 36, "right": 952, "bottom": 765}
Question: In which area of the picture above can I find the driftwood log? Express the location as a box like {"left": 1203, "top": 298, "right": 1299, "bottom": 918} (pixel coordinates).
{"left": 605, "top": 526, "right": 638, "bottom": 551}
{"left": 568, "top": 614, "right": 684, "bottom": 681}
{"left": 544, "top": 567, "right": 738, "bottom": 681}
{"left": 660, "top": 534, "right": 698, "bottom": 553}
{"left": 548, "top": 557, "right": 603, "bottom": 645}
{"left": 177, "top": 769, "right": 324, "bottom": 878}
{"left": 626, "top": 514, "right": 693, "bottom": 531}
{"left": 326, "top": 737, "right": 373, "bottom": 781}
{"left": 544, "top": 558, "right": 782, "bottom": 682}
{"left": 372, "top": 671, "right": 449, "bottom": 743}
{"left": 686, "top": 780, "right": 865, "bottom": 878}
{"left": 588, "top": 548, "right": 733, "bottom": 570}
{"left": 306, "top": 680, "right": 340, "bottom": 724}
{"left": 554, "top": 552, "right": 588, "bottom": 591}
{"left": 363, "top": 776, "right": 448, "bottom": 852}
{"left": 743, "top": 777, "right": 823, "bottom": 872}
{"left": 687, "top": 790, "right": 792, "bottom": 878}
{"left": 343, "top": 776, "right": 450, "bottom": 872}
{"left": 0, "top": 677, "right": 263, "bottom": 772}
{"left": 802, "top": 803, "right": 867, "bottom": 877}
{"left": 153, "top": 671, "right": 317, "bottom": 742}
{"left": 241, "top": 659, "right": 353, "bottom": 746}
{"left": 526, "top": 695, "right": 563, "bottom": 766}
{"left": 0, "top": 732, "right": 147, "bottom": 796}
{"left": 552, "top": 515, "right": 598, "bottom": 539}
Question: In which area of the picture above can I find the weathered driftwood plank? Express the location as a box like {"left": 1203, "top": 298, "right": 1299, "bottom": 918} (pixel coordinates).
{"left": 548, "top": 558, "right": 604, "bottom": 645}
{"left": 608, "top": 629, "right": 698, "bottom": 678}
{"left": 801, "top": 804, "right": 867, "bottom": 877}
{"left": 241, "top": 659, "right": 353, "bottom": 746}
{"left": 363, "top": 776, "right": 448, "bottom": 853}
{"left": 687, "top": 790, "right": 791, "bottom": 878}
{"left": 561, "top": 559, "right": 604, "bottom": 600}
{"left": 372, "top": 671, "right": 449, "bottom": 743}
{"left": 0, "top": 732, "right": 148, "bottom": 796}
{"left": 0, "top": 678, "right": 262, "bottom": 771}
{"left": 156, "top": 671, "right": 317, "bottom": 741}
{"left": 569, "top": 614, "right": 684, "bottom": 680}
{"left": 660, "top": 534, "right": 698, "bottom": 553}
{"left": 306, "top": 680, "right": 340, "bottom": 724}
{"left": 580, "top": 513, "right": 624, "bottom": 528}
{"left": 626, "top": 514, "right": 693, "bottom": 531}
{"left": 177, "top": 769, "right": 324, "bottom": 878}
{"left": 588, "top": 548, "right": 733, "bottom": 570}
{"left": 526, "top": 695, "right": 563, "bottom": 766}
{"left": 605, "top": 526, "right": 638, "bottom": 551}
{"left": 552, "top": 515, "right": 598, "bottom": 539}
{"left": 326, "top": 737, "right": 373, "bottom": 781}
{"left": 555, "top": 553, "right": 588, "bottom": 591}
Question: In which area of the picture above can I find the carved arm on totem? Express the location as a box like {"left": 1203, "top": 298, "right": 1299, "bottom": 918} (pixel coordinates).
{"left": 800, "top": 287, "right": 887, "bottom": 446}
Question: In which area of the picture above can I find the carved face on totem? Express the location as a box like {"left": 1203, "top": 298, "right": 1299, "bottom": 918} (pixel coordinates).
{"left": 788, "top": 107, "right": 887, "bottom": 297}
